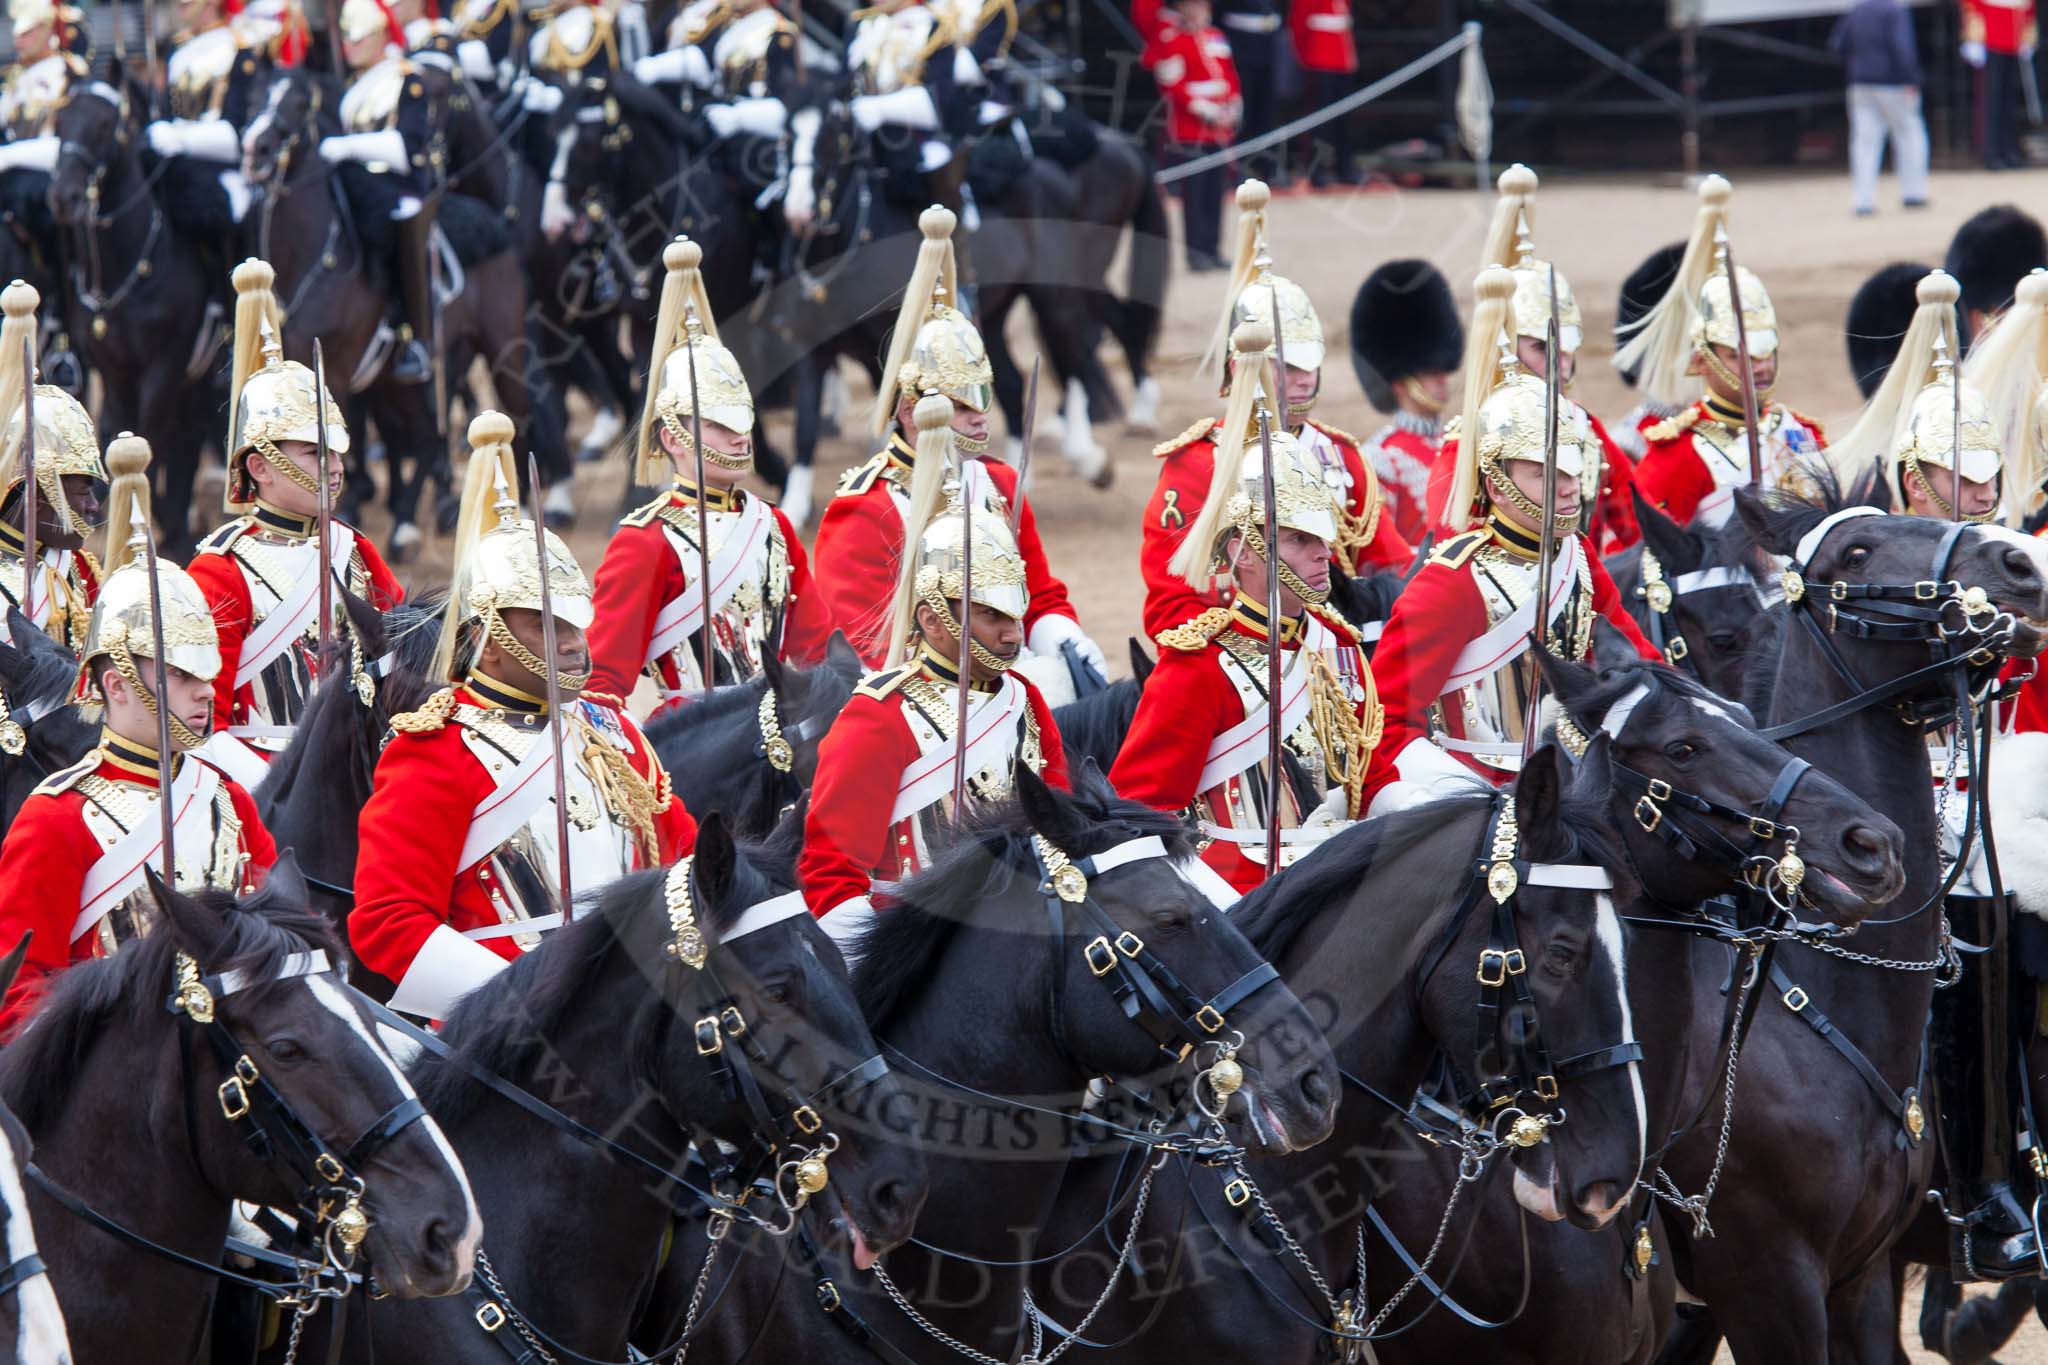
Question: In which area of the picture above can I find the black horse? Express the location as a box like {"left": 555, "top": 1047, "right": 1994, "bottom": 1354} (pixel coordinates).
{"left": 340, "top": 813, "right": 930, "bottom": 1362}
{"left": 652, "top": 766, "right": 1342, "bottom": 1362}
{"left": 1654, "top": 488, "right": 2048, "bottom": 1364}
{"left": 1052, "top": 636, "right": 1153, "bottom": 771}
{"left": 1606, "top": 491, "right": 1778, "bottom": 702}
{"left": 0, "top": 860, "right": 481, "bottom": 1361}
{"left": 1031, "top": 652, "right": 1905, "bottom": 1362}
{"left": 47, "top": 76, "right": 220, "bottom": 556}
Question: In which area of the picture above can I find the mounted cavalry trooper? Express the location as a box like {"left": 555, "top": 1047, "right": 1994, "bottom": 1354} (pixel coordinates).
{"left": 350, "top": 413, "right": 693, "bottom": 1020}
{"left": 145, "top": 0, "right": 281, "bottom": 243}
{"left": 1347, "top": 256, "right": 1460, "bottom": 547}
{"left": 1142, "top": 179, "right": 1410, "bottom": 641}
{"left": 586, "top": 238, "right": 830, "bottom": 706}
{"left": 810, "top": 207, "right": 1106, "bottom": 694}
{"left": 1429, "top": 164, "right": 1639, "bottom": 553}
{"left": 634, "top": 0, "right": 801, "bottom": 136}
{"left": 0, "top": 0, "right": 83, "bottom": 142}
{"left": 1617, "top": 174, "right": 1829, "bottom": 529}
{"left": 186, "top": 260, "right": 404, "bottom": 791}
{"left": 801, "top": 392, "right": 1070, "bottom": 928}
{"left": 1365, "top": 267, "right": 1656, "bottom": 812}
{"left": 1113, "top": 321, "right": 1380, "bottom": 898}
{"left": 1826, "top": 267, "right": 2045, "bottom": 1279}
{"left": 0, "top": 282, "right": 102, "bottom": 654}
{"left": 0, "top": 440, "right": 276, "bottom": 1035}
{"left": 321, "top": 0, "right": 447, "bottom": 387}
{"left": 528, "top": 0, "right": 651, "bottom": 83}
{"left": 843, "top": 0, "right": 978, "bottom": 220}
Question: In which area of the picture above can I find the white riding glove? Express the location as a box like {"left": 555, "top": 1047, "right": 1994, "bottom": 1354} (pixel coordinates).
{"left": 851, "top": 86, "right": 938, "bottom": 132}
{"left": 319, "top": 128, "right": 410, "bottom": 168}
{"left": 1027, "top": 613, "right": 1109, "bottom": 682}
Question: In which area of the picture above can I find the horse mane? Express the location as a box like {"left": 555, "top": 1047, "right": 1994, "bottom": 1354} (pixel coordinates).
{"left": 1051, "top": 676, "right": 1142, "bottom": 771}
{"left": 411, "top": 845, "right": 782, "bottom": 1124}
{"left": 0, "top": 885, "right": 337, "bottom": 1131}
{"left": 852, "top": 770, "right": 1191, "bottom": 1030}
{"left": 1560, "top": 657, "right": 1755, "bottom": 730}
{"left": 1233, "top": 792, "right": 1493, "bottom": 964}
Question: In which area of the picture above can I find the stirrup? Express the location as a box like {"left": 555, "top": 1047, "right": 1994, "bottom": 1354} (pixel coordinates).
{"left": 391, "top": 338, "right": 431, "bottom": 386}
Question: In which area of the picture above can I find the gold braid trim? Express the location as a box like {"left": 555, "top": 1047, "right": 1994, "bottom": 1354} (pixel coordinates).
{"left": 1331, "top": 455, "right": 1385, "bottom": 578}
{"left": 1307, "top": 650, "right": 1382, "bottom": 820}
{"left": 390, "top": 687, "right": 457, "bottom": 733}
{"left": 1155, "top": 606, "right": 1231, "bottom": 653}
{"left": 1642, "top": 405, "right": 1701, "bottom": 445}
{"left": 576, "top": 713, "right": 669, "bottom": 865}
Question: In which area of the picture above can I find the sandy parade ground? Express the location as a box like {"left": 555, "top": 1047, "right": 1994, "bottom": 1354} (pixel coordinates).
{"left": 335, "top": 161, "right": 2048, "bottom": 1360}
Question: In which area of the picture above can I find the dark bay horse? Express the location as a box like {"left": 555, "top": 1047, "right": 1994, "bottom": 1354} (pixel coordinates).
{"left": 1032, "top": 653, "right": 1905, "bottom": 1363}
{"left": 48, "top": 76, "right": 219, "bottom": 555}
{"left": 0, "top": 861, "right": 480, "bottom": 1362}
{"left": 655, "top": 767, "right": 1342, "bottom": 1362}
{"left": 341, "top": 814, "right": 930, "bottom": 1362}
{"left": 1606, "top": 491, "right": 1779, "bottom": 702}
{"left": 1655, "top": 490, "right": 2048, "bottom": 1364}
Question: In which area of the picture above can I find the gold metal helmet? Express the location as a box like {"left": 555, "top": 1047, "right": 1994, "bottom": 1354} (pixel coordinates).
{"left": 638, "top": 239, "right": 756, "bottom": 482}
{"left": 226, "top": 260, "right": 349, "bottom": 512}
{"left": 337, "top": 0, "right": 399, "bottom": 45}
{"left": 0, "top": 284, "right": 102, "bottom": 537}
{"left": 1208, "top": 180, "right": 1327, "bottom": 385}
{"left": 78, "top": 484, "right": 223, "bottom": 748}
{"left": 1471, "top": 370, "right": 1588, "bottom": 479}
{"left": 1899, "top": 365, "right": 2003, "bottom": 487}
{"left": 1693, "top": 262, "right": 1779, "bottom": 360}
{"left": 913, "top": 501, "right": 1030, "bottom": 624}
{"left": 431, "top": 412, "right": 594, "bottom": 684}
{"left": 1505, "top": 214, "right": 1583, "bottom": 357}
{"left": 9, "top": 0, "right": 58, "bottom": 37}
{"left": 871, "top": 208, "right": 994, "bottom": 440}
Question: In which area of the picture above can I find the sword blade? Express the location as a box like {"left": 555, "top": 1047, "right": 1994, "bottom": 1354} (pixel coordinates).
{"left": 138, "top": 513, "right": 176, "bottom": 877}
{"left": 1524, "top": 267, "right": 1562, "bottom": 761}
{"left": 313, "top": 339, "right": 335, "bottom": 666}
{"left": 1008, "top": 356, "right": 1039, "bottom": 540}
{"left": 1717, "top": 228, "right": 1765, "bottom": 488}
{"left": 684, "top": 318, "right": 714, "bottom": 690}
{"left": 527, "top": 452, "right": 574, "bottom": 921}
{"left": 1264, "top": 285, "right": 1291, "bottom": 881}
{"left": 19, "top": 336, "right": 34, "bottom": 624}
{"left": 952, "top": 446, "right": 973, "bottom": 820}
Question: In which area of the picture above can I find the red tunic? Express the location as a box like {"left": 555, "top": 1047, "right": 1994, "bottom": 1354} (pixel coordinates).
{"left": 1288, "top": 0, "right": 1355, "bottom": 73}
{"left": 187, "top": 518, "right": 406, "bottom": 737}
{"left": 0, "top": 748, "right": 274, "bottom": 1035}
{"left": 1140, "top": 418, "right": 1412, "bottom": 641}
{"left": 1363, "top": 422, "right": 1442, "bottom": 547}
{"left": 1963, "top": 0, "right": 2036, "bottom": 54}
{"left": 1423, "top": 414, "right": 1638, "bottom": 548}
{"left": 1631, "top": 400, "right": 1829, "bottom": 528}
{"left": 1141, "top": 18, "right": 1239, "bottom": 145}
{"left": 349, "top": 688, "right": 697, "bottom": 985}
{"left": 800, "top": 666, "right": 1069, "bottom": 918}
{"left": 1110, "top": 605, "right": 1372, "bottom": 895}
{"left": 810, "top": 442, "right": 1078, "bottom": 669}
{"left": 585, "top": 489, "right": 832, "bottom": 700}
{"left": 1363, "top": 529, "right": 1658, "bottom": 803}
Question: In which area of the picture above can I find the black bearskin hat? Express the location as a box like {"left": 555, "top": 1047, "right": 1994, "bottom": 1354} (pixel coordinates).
{"left": 1845, "top": 262, "right": 1932, "bottom": 398}
{"left": 1614, "top": 242, "right": 1685, "bottom": 388}
{"left": 1349, "top": 259, "right": 1462, "bottom": 414}
{"left": 1946, "top": 205, "right": 2047, "bottom": 343}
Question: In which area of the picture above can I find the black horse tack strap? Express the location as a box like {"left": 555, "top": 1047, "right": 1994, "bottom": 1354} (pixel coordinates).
{"left": 1764, "top": 962, "right": 1928, "bottom": 1152}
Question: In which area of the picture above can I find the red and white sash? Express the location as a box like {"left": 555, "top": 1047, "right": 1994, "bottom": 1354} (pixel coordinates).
{"left": 1196, "top": 616, "right": 1329, "bottom": 794}
{"left": 646, "top": 495, "right": 773, "bottom": 665}
{"left": 234, "top": 523, "right": 356, "bottom": 687}
{"left": 890, "top": 676, "right": 1028, "bottom": 824}
{"left": 1440, "top": 536, "right": 1583, "bottom": 694}
{"left": 71, "top": 760, "right": 223, "bottom": 942}
{"left": 457, "top": 736, "right": 560, "bottom": 873}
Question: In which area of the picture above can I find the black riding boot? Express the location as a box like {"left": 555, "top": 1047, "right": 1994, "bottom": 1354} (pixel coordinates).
{"left": 392, "top": 208, "right": 435, "bottom": 386}
{"left": 1937, "top": 894, "right": 2043, "bottom": 1281}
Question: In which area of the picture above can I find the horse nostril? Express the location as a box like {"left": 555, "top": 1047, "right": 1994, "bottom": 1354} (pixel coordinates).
{"left": 869, "top": 1178, "right": 916, "bottom": 1227}
{"left": 1841, "top": 823, "right": 1891, "bottom": 872}
{"left": 1299, "top": 1066, "right": 1332, "bottom": 1109}
{"left": 2001, "top": 545, "right": 2044, "bottom": 589}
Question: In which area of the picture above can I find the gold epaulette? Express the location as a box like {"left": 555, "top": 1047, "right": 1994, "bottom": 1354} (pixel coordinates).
{"left": 1306, "top": 417, "right": 1359, "bottom": 447}
{"left": 580, "top": 690, "right": 628, "bottom": 710}
{"left": 1154, "top": 606, "right": 1231, "bottom": 652}
{"left": 1308, "top": 607, "right": 1361, "bottom": 645}
{"left": 1427, "top": 530, "right": 1487, "bottom": 570}
{"left": 32, "top": 750, "right": 99, "bottom": 798}
{"left": 195, "top": 518, "right": 251, "bottom": 554}
{"left": 1153, "top": 418, "right": 1218, "bottom": 460}
{"left": 390, "top": 687, "right": 457, "bottom": 734}
{"left": 1642, "top": 406, "right": 1702, "bottom": 445}
{"left": 852, "top": 665, "right": 914, "bottom": 701}
{"left": 619, "top": 491, "right": 671, "bottom": 529}
{"left": 836, "top": 450, "right": 893, "bottom": 498}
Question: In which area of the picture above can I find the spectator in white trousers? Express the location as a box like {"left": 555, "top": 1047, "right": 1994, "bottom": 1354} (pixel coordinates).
{"left": 1831, "top": 0, "right": 1931, "bottom": 215}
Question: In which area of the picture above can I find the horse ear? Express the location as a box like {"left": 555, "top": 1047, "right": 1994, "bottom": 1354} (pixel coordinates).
{"left": 1531, "top": 641, "right": 1595, "bottom": 710}
{"left": 1127, "top": 637, "right": 1154, "bottom": 685}
{"left": 760, "top": 647, "right": 788, "bottom": 706}
{"left": 341, "top": 591, "right": 386, "bottom": 662}
{"left": 1016, "top": 765, "right": 1083, "bottom": 849}
{"left": 147, "top": 866, "right": 232, "bottom": 966}
{"left": 1732, "top": 488, "right": 1790, "bottom": 555}
{"left": 260, "top": 849, "right": 309, "bottom": 911}
{"left": 0, "top": 931, "right": 30, "bottom": 1002}
{"left": 691, "top": 813, "right": 737, "bottom": 912}
{"left": 1590, "top": 619, "right": 1644, "bottom": 672}
{"left": 1512, "top": 745, "right": 1575, "bottom": 863}
{"left": 824, "top": 631, "right": 863, "bottom": 680}
{"left": 1631, "top": 489, "right": 1701, "bottom": 572}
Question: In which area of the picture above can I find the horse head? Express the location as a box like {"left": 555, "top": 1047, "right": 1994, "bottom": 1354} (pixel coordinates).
{"left": 1622, "top": 491, "right": 1773, "bottom": 698}
{"left": 48, "top": 75, "right": 141, "bottom": 227}
{"left": 542, "top": 75, "right": 690, "bottom": 244}
{"left": 0, "top": 609, "right": 83, "bottom": 718}
{"left": 241, "top": 65, "right": 335, "bottom": 189}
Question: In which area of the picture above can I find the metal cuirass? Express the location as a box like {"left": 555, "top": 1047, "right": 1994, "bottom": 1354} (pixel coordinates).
{"left": 1433, "top": 545, "right": 1593, "bottom": 774}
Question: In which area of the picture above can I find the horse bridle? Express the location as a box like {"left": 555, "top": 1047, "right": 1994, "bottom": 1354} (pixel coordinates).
{"left": 1636, "top": 550, "right": 1774, "bottom": 675}
{"left": 1412, "top": 798, "right": 1643, "bottom": 1138}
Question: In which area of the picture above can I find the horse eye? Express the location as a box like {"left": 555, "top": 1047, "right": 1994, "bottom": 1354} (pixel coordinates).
{"left": 760, "top": 981, "right": 795, "bottom": 1007}
{"left": 1543, "top": 942, "right": 1578, "bottom": 979}
{"left": 1708, "top": 634, "right": 1739, "bottom": 654}
{"left": 266, "top": 1038, "right": 308, "bottom": 1063}
{"left": 1843, "top": 545, "right": 1872, "bottom": 567}
{"left": 1664, "top": 740, "right": 1698, "bottom": 762}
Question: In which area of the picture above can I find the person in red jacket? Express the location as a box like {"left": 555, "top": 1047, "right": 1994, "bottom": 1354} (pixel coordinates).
{"left": 188, "top": 260, "right": 403, "bottom": 791}
{"left": 1287, "top": 0, "right": 1355, "bottom": 186}
{"left": 1963, "top": 0, "right": 2036, "bottom": 170}
{"left": 0, "top": 281, "right": 102, "bottom": 656}
{"left": 1142, "top": 179, "right": 1411, "bottom": 640}
{"left": 811, "top": 207, "right": 1105, "bottom": 692}
{"left": 350, "top": 414, "right": 695, "bottom": 1020}
{"left": 1366, "top": 296, "right": 1657, "bottom": 815}
{"left": 0, "top": 491, "right": 275, "bottom": 1035}
{"left": 1114, "top": 323, "right": 1378, "bottom": 897}
{"left": 1143, "top": 0, "right": 1239, "bottom": 269}
{"left": 1349, "top": 257, "right": 1461, "bottom": 546}
{"left": 802, "top": 394, "right": 1069, "bottom": 930}
{"left": 586, "top": 238, "right": 830, "bottom": 711}
{"left": 1615, "top": 174, "right": 1828, "bottom": 530}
